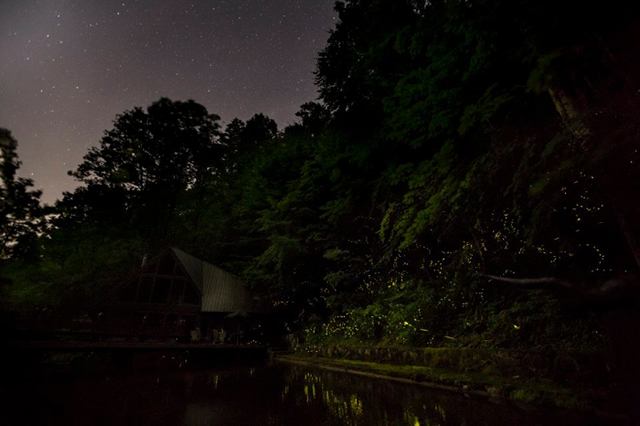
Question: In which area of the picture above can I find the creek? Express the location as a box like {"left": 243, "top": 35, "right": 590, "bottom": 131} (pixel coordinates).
{"left": 0, "top": 359, "right": 624, "bottom": 425}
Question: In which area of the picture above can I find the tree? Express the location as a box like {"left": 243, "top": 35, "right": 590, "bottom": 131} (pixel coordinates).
{"left": 72, "top": 98, "right": 222, "bottom": 191}
{"left": 290, "top": 0, "right": 640, "bottom": 353}
{"left": 66, "top": 98, "right": 223, "bottom": 246}
{"left": 221, "top": 113, "right": 278, "bottom": 173}
{"left": 289, "top": 102, "right": 331, "bottom": 136}
{"left": 0, "top": 128, "right": 44, "bottom": 260}
{"left": 28, "top": 99, "right": 225, "bottom": 315}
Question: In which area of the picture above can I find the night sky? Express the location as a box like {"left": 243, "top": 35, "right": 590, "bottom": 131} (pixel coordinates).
{"left": 0, "top": 0, "right": 336, "bottom": 204}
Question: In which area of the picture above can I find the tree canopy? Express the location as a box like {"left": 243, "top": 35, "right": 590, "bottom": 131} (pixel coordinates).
{"left": 0, "top": 128, "right": 44, "bottom": 261}
{"left": 63, "top": 98, "right": 224, "bottom": 245}
{"left": 4, "top": 0, "right": 640, "bottom": 355}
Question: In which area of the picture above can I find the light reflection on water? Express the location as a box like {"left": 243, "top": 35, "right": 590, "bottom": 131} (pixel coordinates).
{"left": 1, "top": 362, "right": 623, "bottom": 425}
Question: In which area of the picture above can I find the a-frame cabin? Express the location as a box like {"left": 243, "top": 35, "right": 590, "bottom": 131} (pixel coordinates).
{"left": 108, "top": 248, "right": 255, "bottom": 342}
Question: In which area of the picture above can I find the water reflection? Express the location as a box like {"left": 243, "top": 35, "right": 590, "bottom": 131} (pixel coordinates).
{"left": 1, "top": 362, "right": 623, "bottom": 425}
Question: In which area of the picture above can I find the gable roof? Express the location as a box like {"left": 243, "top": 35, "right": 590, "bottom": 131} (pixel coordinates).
{"left": 171, "top": 248, "right": 251, "bottom": 313}
{"left": 202, "top": 263, "right": 251, "bottom": 312}
{"left": 172, "top": 247, "right": 204, "bottom": 294}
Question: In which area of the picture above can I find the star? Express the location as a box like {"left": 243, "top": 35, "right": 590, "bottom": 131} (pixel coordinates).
{"left": 0, "top": 0, "right": 337, "bottom": 204}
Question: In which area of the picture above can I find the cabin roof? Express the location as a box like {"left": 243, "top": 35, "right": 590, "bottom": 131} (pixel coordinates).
{"left": 201, "top": 262, "right": 251, "bottom": 313}
{"left": 170, "top": 248, "right": 251, "bottom": 313}
{"left": 172, "top": 248, "right": 204, "bottom": 294}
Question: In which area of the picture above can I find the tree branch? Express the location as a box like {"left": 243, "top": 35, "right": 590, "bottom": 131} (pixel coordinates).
{"left": 481, "top": 274, "right": 574, "bottom": 290}
{"left": 482, "top": 274, "right": 640, "bottom": 311}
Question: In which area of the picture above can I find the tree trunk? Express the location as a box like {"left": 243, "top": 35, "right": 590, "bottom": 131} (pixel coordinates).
{"left": 547, "top": 85, "right": 590, "bottom": 137}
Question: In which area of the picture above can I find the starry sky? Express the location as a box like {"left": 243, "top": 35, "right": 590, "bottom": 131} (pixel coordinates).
{"left": 0, "top": 0, "right": 336, "bottom": 204}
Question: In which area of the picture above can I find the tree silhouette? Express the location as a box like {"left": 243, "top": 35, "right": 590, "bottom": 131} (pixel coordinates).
{"left": 0, "top": 128, "right": 44, "bottom": 260}
{"left": 66, "top": 98, "right": 223, "bottom": 245}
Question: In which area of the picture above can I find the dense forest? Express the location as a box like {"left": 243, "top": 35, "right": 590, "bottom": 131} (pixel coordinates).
{"left": 2, "top": 0, "right": 640, "bottom": 350}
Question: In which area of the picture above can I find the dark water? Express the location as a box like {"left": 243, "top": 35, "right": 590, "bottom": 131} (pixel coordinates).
{"left": 0, "top": 361, "right": 624, "bottom": 425}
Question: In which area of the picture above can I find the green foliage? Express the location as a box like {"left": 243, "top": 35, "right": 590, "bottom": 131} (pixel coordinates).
{"left": 66, "top": 98, "right": 223, "bottom": 248}
{"left": 6, "top": 0, "right": 640, "bottom": 355}
{"left": 306, "top": 273, "right": 605, "bottom": 350}
{"left": 1, "top": 222, "right": 147, "bottom": 315}
{"left": 0, "top": 128, "right": 46, "bottom": 261}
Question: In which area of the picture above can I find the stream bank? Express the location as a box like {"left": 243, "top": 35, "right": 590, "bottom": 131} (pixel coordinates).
{"left": 277, "top": 345, "right": 626, "bottom": 417}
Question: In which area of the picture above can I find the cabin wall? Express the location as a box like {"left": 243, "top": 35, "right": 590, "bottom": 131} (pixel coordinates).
{"left": 108, "top": 251, "right": 202, "bottom": 341}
